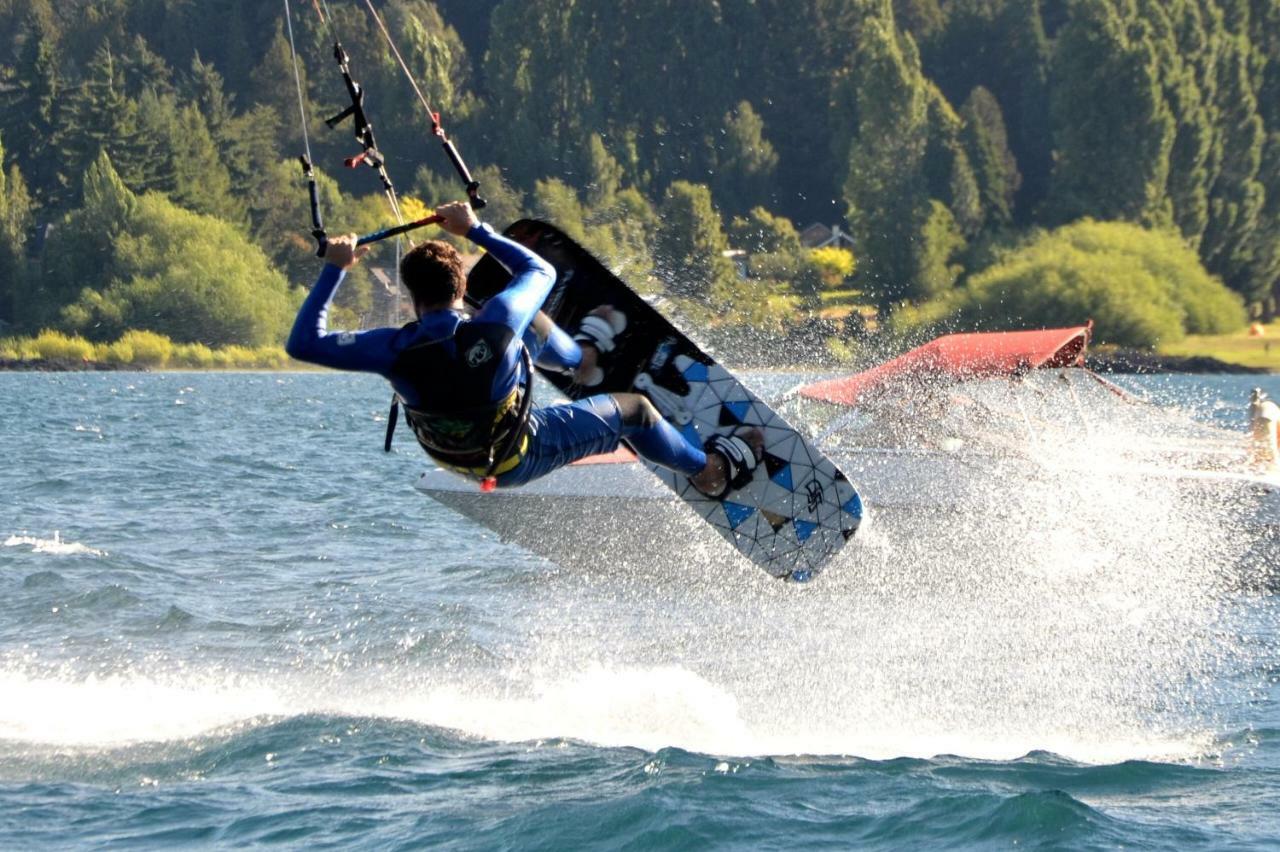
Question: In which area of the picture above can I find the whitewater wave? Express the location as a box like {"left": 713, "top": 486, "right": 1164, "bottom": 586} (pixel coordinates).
{"left": 4, "top": 532, "right": 105, "bottom": 557}
{"left": 0, "top": 664, "right": 1212, "bottom": 766}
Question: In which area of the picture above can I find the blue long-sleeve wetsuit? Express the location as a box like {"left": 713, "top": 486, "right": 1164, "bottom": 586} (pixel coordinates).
{"left": 286, "top": 222, "right": 706, "bottom": 487}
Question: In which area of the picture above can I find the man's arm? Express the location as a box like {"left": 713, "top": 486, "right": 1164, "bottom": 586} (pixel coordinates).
{"left": 433, "top": 202, "right": 556, "bottom": 342}
{"left": 467, "top": 223, "right": 556, "bottom": 340}
{"left": 285, "top": 235, "right": 400, "bottom": 374}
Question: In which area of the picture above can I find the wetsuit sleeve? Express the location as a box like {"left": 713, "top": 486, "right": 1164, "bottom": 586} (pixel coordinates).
{"left": 285, "top": 264, "right": 400, "bottom": 374}
{"left": 467, "top": 223, "right": 555, "bottom": 341}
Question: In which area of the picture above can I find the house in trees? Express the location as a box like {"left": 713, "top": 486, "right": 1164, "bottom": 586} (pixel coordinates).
{"left": 799, "top": 223, "right": 856, "bottom": 250}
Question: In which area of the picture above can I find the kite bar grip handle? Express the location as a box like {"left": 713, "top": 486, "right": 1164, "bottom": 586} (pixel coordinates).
{"left": 356, "top": 214, "right": 446, "bottom": 246}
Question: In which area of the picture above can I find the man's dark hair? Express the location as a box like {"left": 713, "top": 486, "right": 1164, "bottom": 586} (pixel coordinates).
{"left": 401, "top": 240, "right": 465, "bottom": 308}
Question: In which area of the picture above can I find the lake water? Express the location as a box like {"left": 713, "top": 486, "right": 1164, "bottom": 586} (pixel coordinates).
{"left": 1, "top": 370, "right": 1278, "bottom": 849}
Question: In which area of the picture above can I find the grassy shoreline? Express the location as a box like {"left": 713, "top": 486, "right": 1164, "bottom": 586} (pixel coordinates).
{"left": 1156, "top": 321, "right": 1280, "bottom": 372}
{"left": 0, "top": 330, "right": 291, "bottom": 370}
{"left": 4, "top": 325, "right": 1278, "bottom": 374}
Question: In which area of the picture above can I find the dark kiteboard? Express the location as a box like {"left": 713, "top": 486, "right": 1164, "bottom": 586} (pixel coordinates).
{"left": 468, "top": 219, "right": 862, "bottom": 580}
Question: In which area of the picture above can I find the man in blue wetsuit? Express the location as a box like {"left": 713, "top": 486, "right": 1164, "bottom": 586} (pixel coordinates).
{"left": 286, "top": 201, "right": 759, "bottom": 494}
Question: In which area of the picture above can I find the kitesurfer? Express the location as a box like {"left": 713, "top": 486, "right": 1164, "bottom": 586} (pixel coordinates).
{"left": 286, "top": 201, "right": 760, "bottom": 494}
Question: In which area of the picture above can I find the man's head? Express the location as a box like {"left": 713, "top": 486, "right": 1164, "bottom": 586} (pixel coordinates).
{"left": 401, "top": 240, "right": 465, "bottom": 314}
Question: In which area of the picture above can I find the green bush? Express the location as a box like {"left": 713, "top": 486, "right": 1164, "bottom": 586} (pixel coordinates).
{"left": 172, "top": 342, "right": 216, "bottom": 368}
{"left": 898, "top": 219, "right": 1246, "bottom": 347}
{"left": 253, "top": 346, "right": 289, "bottom": 369}
{"left": 96, "top": 340, "right": 135, "bottom": 365}
{"left": 31, "top": 329, "right": 95, "bottom": 362}
{"left": 119, "top": 329, "right": 173, "bottom": 367}
{"left": 48, "top": 156, "right": 299, "bottom": 347}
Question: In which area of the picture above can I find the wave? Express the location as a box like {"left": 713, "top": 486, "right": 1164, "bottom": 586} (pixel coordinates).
{"left": 0, "top": 663, "right": 1216, "bottom": 766}
{"left": 4, "top": 531, "right": 105, "bottom": 557}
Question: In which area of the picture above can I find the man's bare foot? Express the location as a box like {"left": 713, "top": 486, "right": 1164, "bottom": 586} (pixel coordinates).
{"left": 691, "top": 428, "right": 764, "bottom": 498}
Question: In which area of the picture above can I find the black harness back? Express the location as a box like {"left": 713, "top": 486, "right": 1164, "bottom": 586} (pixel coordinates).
{"left": 386, "top": 321, "right": 534, "bottom": 480}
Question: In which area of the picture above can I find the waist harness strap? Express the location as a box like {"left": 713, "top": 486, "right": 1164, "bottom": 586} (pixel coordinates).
{"left": 396, "top": 345, "right": 535, "bottom": 481}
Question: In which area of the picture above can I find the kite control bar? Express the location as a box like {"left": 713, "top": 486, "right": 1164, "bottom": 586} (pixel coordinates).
{"left": 356, "top": 214, "right": 445, "bottom": 246}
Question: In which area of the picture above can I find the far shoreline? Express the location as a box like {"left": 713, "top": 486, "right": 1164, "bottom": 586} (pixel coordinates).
{"left": 2, "top": 352, "right": 1273, "bottom": 376}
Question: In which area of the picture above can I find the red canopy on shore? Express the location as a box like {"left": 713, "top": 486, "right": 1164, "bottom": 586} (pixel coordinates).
{"left": 797, "top": 324, "right": 1092, "bottom": 407}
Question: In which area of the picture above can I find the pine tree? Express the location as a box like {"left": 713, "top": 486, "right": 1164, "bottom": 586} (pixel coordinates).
{"left": 1046, "top": 0, "right": 1175, "bottom": 225}
{"left": 0, "top": 14, "right": 63, "bottom": 209}
{"left": 35, "top": 152, "right": 137, "bottom": 326}
{"left": 838, "top": 2, "right": 932, "bottom": 304}
{"left": 709, "top": 101, "right": 780, "bottom": 216}
{"left": 131, "top": 88, "right": 181, "bottom": 194}
{"left": 0, "top": 134, "right": 32, "bottom": 325}
{"left": 56, "top": 44, "right": 142, "bottom": 198}
{"left": 960, "top": 86, "right": 1022, "bottom": 227}
{"left": 1201, "top": 32, "right": 1265, "bottom": 297}
{"left": 584, "top": 134, "right": 624, "bottom": 210}
{"left": 919, "top": 0, "right": 1052, "bottom": 218}
{"left": 1141, "top": 0, "right": 1215, "bottom": 247}
{"left": 168, "top": 105, "right": 244, "bottom": 225}
{"left": 654, "top": 181, "right": 736, "bottom": 299}
{"left": 484, "top": 0, "right": 578, "bottom": 184}
{"left": 924, "top": 86, "right": 983, "bottom": 236}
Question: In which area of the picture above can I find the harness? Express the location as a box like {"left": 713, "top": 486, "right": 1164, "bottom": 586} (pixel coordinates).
{"left": 386, "top": 327, "right": 535, "bottom": 486}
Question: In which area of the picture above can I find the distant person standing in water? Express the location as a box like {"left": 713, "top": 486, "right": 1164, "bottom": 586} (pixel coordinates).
{"left": 285, "top": 201, "right": 760, "bottom": 494}
{"left": 1248, "top": 388, "right": 1280, "bottom": 470}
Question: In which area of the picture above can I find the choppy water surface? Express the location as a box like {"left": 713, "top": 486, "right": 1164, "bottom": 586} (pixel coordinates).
{"left": 1, "top": 371, "right": 1278, "bottom": 849}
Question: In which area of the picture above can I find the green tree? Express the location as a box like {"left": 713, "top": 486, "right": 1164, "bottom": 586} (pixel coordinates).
{"left": 49, "top": 158, "right": 297, "bottom": 346}
{"left": 654, "top": 181, "right": 736, "bottom": 299}
{"left": 838, "top": 4, "right": 937, "bottom": 305}
{"left": 168, "top": 104, "right": 243, "bottom": 224}
{"left": 919, "top": 0, "right": 1052, "bottom": 217}
{"left": 531, "top": 178, "right": 588, "bottom": 244}
{"left": 56, "top": 44, "right": 140, "bottom": 195}
{"left": 709, "top": 101, "right": 780, "bottom": 215}
{"left": 729, "top": 207, "right": 804, "bottom": 255}
{"left": 1200, "top": 32, "right": 1266, "bottom": 299}
{"left": 914, "top": 200, "right": 967, "bottom": 298}
{"left": 904, "top": 219, "right": 1245, "bottom": 346}
{"left": 1046, "top": 0, "right": 1175, "bottom": 225}
{"left": 584, "top": 134, "right": 624, "bottom": 209}
{"left": 35, "top": 152, "right": 137, "bottom": 325}
{"left": 0, "top": 134, "right": 32, "bottom": 324}
{"left": 960, "top": 86, "right": 1021, "bottom": 227}
{"left": 0, "top": 13, "right": 62, "bottom": 208}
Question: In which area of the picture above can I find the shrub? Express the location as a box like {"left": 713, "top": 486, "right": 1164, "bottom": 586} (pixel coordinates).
{"left": 97, "top": 340, "right": 135, "bottom": 365}
{"left": 897, "top": 219, "right": 1245, "bottom": 347}
{"left": 810, "top": 246, "right": 857, "bottom": 284}
{"left": 31, "top": 330, "right": 95, "bottom": 362}
{"left": 172, "top": 342, "right": 216, "bottom": 368}
{"left": 119, "top": 329, "right": 173, "bottom": 367}
{"left": 253, "top": 346, "right": 289, "bottom": 368}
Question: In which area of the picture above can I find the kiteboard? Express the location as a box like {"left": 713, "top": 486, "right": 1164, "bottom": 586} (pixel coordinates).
{"left": 467, "top": 219, "right": 862, "bottom": 580}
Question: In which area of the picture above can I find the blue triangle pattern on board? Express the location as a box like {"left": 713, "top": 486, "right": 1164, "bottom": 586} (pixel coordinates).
{"left": 770, "top": 464, "right": 794, "bottom": 491}
{"left": 724, "top": 502, "right": 756, "bottom": 530}
{"left": 682, "top": 361, "right": 710, "bottom": 382}
{"left": 793, "top": 518, "right": 818, "bottom": 543}
{"left": 725, "top": 400, "right": 751, "bottom": 423}
{"left": 842, "top": 493, "right": 864, "bottom": 520}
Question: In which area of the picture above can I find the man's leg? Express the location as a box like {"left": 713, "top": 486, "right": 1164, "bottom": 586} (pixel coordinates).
{"left": 610, "top": 393, "right": 705, "bottom": 475}
{"left": 612, "top": 394, "right": 762, "bottom": 497}
{"left": 498, "top": 392, "right": 756, "bottom": 497}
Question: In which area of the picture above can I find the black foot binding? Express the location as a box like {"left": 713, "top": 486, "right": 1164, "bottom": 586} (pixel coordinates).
{"left": 699, "top": 432, "right": 761, "bottom": 499}
{"left": 573, "top": 306, "right": 627, "bottom": 387}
